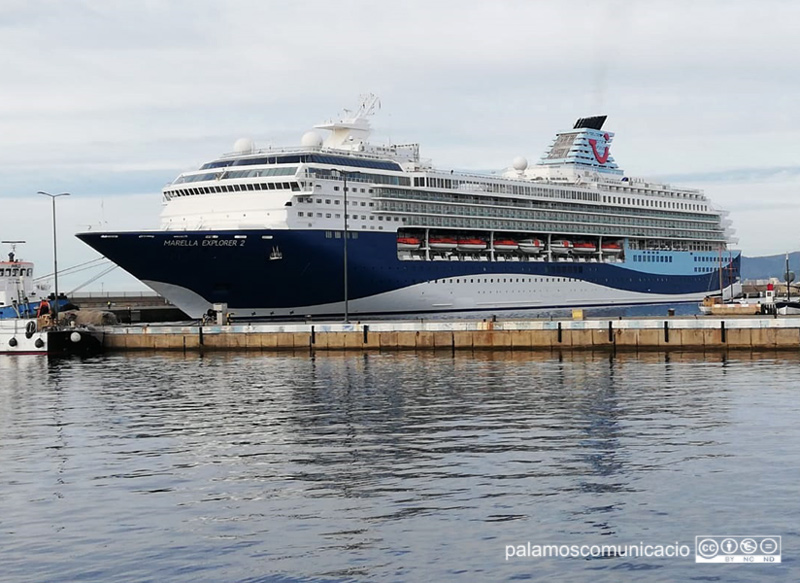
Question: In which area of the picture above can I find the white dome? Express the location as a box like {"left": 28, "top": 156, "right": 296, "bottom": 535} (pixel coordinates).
{"left": 512, "top": 156, "right": 528, "bottom": 171}
{"left": 233, "top": 137, "right": 255, "bottom": 154}
{"left": 301, "top": 131, "right": 324, "bottom": 148}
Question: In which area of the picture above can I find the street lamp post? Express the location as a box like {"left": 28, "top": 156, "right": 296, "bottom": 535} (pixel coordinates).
{"left": 37, "top": 191, "right": 70, "bottom": 321}
{"left": 336, "top": 170, "right": 361, "bottom": 323}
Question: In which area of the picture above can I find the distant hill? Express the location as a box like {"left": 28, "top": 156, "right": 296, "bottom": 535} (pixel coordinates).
{"left": 741, "top": 252, "right": 800, "bottom": 281}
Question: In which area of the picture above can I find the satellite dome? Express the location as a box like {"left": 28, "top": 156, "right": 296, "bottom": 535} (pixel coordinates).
{"left": 233, "top": 137, "right": 254, "bottom": 154}
{"left": 301, "top": 131, "right": 324, "bottom": 148}
{"left": 512, "top": 156, "right": 528, "bottom": 171}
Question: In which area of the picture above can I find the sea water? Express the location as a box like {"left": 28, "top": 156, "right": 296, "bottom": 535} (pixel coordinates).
{"left": 0, "top": 350, "right": 797, "bottom": 582}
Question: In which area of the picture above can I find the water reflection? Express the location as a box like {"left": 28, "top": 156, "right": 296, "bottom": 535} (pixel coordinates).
{"left": 0, "top": 351, "right": 797, "bottom": 582}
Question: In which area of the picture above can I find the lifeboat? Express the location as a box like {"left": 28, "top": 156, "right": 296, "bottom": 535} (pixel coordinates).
{"left": 601, "top": 242, "right": 623, "bottom": 254}
{"left": 397, "top": 236, "right": 421, "bottom": 250}
{"left": 492, "top": 239, "right": 519, "bottom": 252}
{"left": 457, "top": 238, "right": 487, "bottom": 251}
{"left": 428, "top": 236, "right": 458, "bottom": 250}
{"left": 549, "top": 239, "right": 572, "bottom": 254}
{"left": 572, "top": 242, "right": 597, "bottom": 254}
{"left": 517, "top": 238, "right": 544, "bottom": 254}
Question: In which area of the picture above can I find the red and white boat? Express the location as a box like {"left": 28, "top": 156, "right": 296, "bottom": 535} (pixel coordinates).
{"left": 396, "top": 236, "right": 421, "bottom": 250}
{"left": 601, "top": 242, "right": 623, "bottom": 254}
{"left": 572, "top": 242, "right": 597, "bottom": 254}
{"left": 518, "top": 238, "right": 544, "bottom": 254}
{"left": 549, "top": 239, "right": 572, "bottom": 254}
{"left": 428, "top": 236, "right": 458, "bottom": 250}
{"left": 492, "top": 239, "right": 519, "bottom": 252}
{"left": 457, "top": 238, "right": 487, "bottom": 252}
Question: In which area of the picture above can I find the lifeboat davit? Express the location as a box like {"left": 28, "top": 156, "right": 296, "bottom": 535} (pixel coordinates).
{"left": 428, "top": 236, "right": 458, "bottom": 250}
{"left": 493, "top": 239, "right": 519, "bottom": 252}
{"left": 518, "top": 238, "right": 544, "bottom": 254}
{"left": 397, "top": 236, "right": 421, "bottom": 250}
{"left": 457, "top": 238, "right": 487, "bottom": 251}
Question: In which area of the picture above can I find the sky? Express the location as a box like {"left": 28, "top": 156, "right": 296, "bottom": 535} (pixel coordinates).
{"left": 2, "top": 0, "right": 799, "bottom": 292}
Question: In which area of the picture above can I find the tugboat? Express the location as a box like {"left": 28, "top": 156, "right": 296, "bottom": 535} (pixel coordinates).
{"left": 0, "top": 243, "right": 102, "bottom": 355}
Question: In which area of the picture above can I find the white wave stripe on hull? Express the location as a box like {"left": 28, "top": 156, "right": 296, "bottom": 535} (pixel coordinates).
{"left": 144, "top": 276, "right": 734, "bottom": 319}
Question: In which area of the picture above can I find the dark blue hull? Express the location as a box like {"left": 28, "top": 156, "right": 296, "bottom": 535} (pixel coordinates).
{"left": 77, "top": 230, "right": 740, "bottom": 318}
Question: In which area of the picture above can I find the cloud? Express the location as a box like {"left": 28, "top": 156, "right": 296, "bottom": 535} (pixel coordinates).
{"left": 3, "top": 0, "right": 800, "bottom": 289}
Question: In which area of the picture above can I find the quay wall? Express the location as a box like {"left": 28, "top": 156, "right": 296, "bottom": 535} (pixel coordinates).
{"left": 99, "top": 317, "right": 800, "bottom": 352}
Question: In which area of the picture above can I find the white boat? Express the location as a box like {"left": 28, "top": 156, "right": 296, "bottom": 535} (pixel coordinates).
{"left": 0, "top": 243, "right": 102, "bottom": 355}
{"left": 601, "top": 242, "right": 623, "bottom": 254}
{"left": 0, "top": 318, "right": 51, "bottom": 354}
{"left": 456, "top": 238, "right": 487, "bottom": 252}
{"left": 396, "top": 236, "right": 421, "bottom": 250}
{"left": 75, "top": 99, "right": 742, "bottom": 319}
{"left": 428, "top": 237, "right": 458, "bottom": 250}
{"left": 492, "top": 239, "right": 519, "bottom": 252}
{"left": 517, "top": 238, "right": 544, "bottom": 254}
{"left": 550, "top": 239, "right": 573, "bottom": 254}
{"left": 572, "top": 242, "right": 597, "bottom": 254}
{"left": 776, "top": 301, "right": 800, "bottom": 315}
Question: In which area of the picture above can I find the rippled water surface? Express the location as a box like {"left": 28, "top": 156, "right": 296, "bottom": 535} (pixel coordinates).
{"left": 1, "top": 350, "right": 798, "bottom": 582}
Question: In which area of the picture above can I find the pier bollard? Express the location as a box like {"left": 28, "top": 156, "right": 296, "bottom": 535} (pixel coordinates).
{"left": 363, "top": 325, "right": 369, "bottom": 344}
{"left": 608, "top": 321, "right": 613, "bottom": 343}
{"left": 557, "top": 322, "right": 562, "bottom": 343}
{"left": 721, "top": 321, "right": 726, "bottom": 343}
{"left": 664, "top": 321, "right": 669, "bottom": 343}
{"left": 311, "top": 325, "right": 315, "bottom": 345}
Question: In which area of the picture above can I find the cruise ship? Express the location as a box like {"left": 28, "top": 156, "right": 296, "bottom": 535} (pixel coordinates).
{"left": 78, "top": 95, "right": 741, "bottom": 319}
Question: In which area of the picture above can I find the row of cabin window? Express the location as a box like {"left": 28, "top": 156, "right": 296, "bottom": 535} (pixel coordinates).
{"left": 406, "top": 215, "right": 721, "bottom": 241}
{"left": 332, "top": 186, "right": 372, "bottom": 193}
{"left": 176, "top": 166, "right": 298, "bottom": 182}
{"left": 298, "top": 212, "right": 402, "bottom": 222}
{"left": 603, "top": 194, "right": 704, "bottom": 211}
{"left": 694, "top": 267, "right": 718, "bottom": 273}
{"left": 168, "top": 182, "right": 300, "bottom": 197}
{"left": 412, "top": 177, "right": 602, "bottom": 202}
{"left": 297, "top": 197, "right": 375, "bottom": 207}
{"left": 1, "top": 268, "right": 33, "bottom": 277}
{"left": 380, "top": 200, "right": 713, "bottom": 230}
{"left": 432, "top": 277, "right": 575, "bottom": 284}
{"left": 632, "top": 255, "right": 674, "bottom": 263}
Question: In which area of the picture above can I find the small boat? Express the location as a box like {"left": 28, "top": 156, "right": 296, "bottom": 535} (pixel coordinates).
{"left": 698, "top": 295, "right": 762, "bottom": 315}
{"left": 550, "top": 239, "right": 573, "bottom": 254}
{"left": 492, "top": 239, "right": 519, "bottom": 252}
{"left": 0, "top": 243, "right": 71, "bottom": 319}
{"left": 457, "top": 238, "right": 487, "bottom": 252}
{"left": 428, "top": 236, "right": 458, "bottom": 250}
{"left": 0, "top": 316, "right": 104, "bottom": 355}
{"left": 572, "top": 242, "right": 597, "bottom": 254}
{"left": 601, "top": 242, "right": 623, "bottom": 254}
{"left": 776, "top": 301, "right": 800, "bottom": 316}
{"left": 0, "top": 243, "right": 102, "bottom": 355}
{"left": 396, "top": 236, "right": 421, "bottom": 250}
{"left": 517, "top": 238, "right": 544, "bottom": 254}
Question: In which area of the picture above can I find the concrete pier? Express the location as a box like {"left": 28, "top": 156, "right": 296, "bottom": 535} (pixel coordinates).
{"left": 99, "top": 316, "right": 800, "bottom": 352}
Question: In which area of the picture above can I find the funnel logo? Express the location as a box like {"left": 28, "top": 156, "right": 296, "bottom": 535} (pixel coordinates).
{"left": 696, "top": 535, "right": 781, "bottom": 563}
{"left": 588, "top": 133, "right": 611, "bottom": 164}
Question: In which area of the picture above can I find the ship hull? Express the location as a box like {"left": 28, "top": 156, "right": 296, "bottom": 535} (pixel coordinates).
{"left": 77, "top": 230, "right": 741, "bottom": 319}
